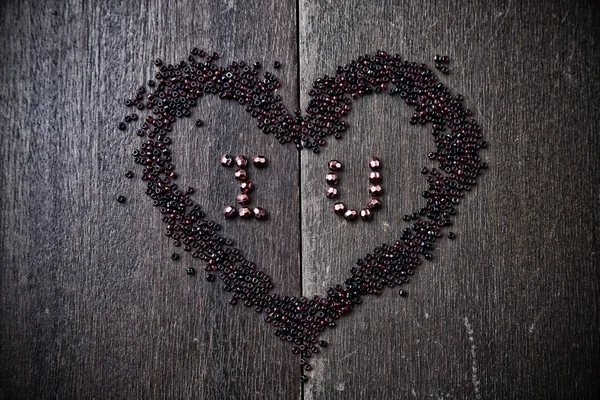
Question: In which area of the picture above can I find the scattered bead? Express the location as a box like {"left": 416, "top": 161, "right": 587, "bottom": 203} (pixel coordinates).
{"left": 448, "top": 232, "right": 456, "bottom": 239}
{"left": 125, "top": 171, "right": 134, "bottom": 179}
{"left": 273, "top": 61, "right": 281, "bottom": 69}
{"left": 171, "top": 253, "right": 180, "bottom": 261}
{"left": 117, "top": 122, "right": 126, "bottom": 131}
{"left": 206, "top": 274, "right": 215, "bottom": 282}
{"left": 186, "top": 267, "right": 195, "bottom": 275}
{"left": 195, "top": 119, "right": 204, "bottom": 127}
{"left": 399, "top": 289, "right": 407, "bottom": 297}
{"left": 116, "top": 195, "right": 126, "bottom": 203}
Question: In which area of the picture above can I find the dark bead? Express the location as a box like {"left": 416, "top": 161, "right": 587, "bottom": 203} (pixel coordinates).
{"left": 116, "top": 195, "right": 126, "bottom": 203}
{"left": 448, "top": 232, "right": 456, "bottom": 239}
{"left": 399, "top": 289, "right": 407, "bottom": 297}
{"left": 125, "top": 171, "right": 134, "bottom": 179}
{"left": 171, "top": 253, "right": 180, "bottom": 260}
{"left": 206, "top": 274, "right": 215, "bottom": 282}
{"left": 300, "top": 375, "right": 309, "bottom": 384}
{"left": 195, "top": 119, "right": 204, "bottom": 127}
{"left": 319, "top": 340, "right": 328, "bottom": 347}
{"left": 186, "top": 267, "right": 195, "bottom": 275}
{"left": 117, "top": 122, "right": 126, "bottom": 130}
{"left": 154, "top": 59, "right": 163, "bottom": 66}
{"left": 252, "top": 62, "right": 261, "bottom": 69}
{"left": 273, "top": 61, "right": 281, "bottom": 69}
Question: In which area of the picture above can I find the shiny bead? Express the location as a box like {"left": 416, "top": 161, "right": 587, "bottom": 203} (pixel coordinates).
{"left": 238, "top": 207, "right": 252, "bottom": 218}
{"left": 252, "top": 155, "right": 268, "bottom": 167}
{"left": 221, "top": 154, "right": 233, "bottom": 167}
{"left": 360, "top": 209, "right": 372, "bottom": 221}
{"left": 236, "top": 155, "right": 248, "bottom": 168}
{"left": 399, "top": 289, "right": 407, "bottom": 296}
{"left": 116, "top": 195, "right": 126, "bottom": 203}
{"left": 186, "top": 267, "right": 195, "bottom": 275}
{"left": 333, "top": 202, "right": 346, "bottom": 215}
{"left": 237, "top": 193, "right": 250, "bottom": 205}
{"left": 369, "top": 171, "right": 381, "bottom": 183}
{"left": 223, "top": 206, "right": 237, "bottom": 218}
{"left": 368, "top": 157, "right": 381, "bottom": 170}
{"left": 171, "top": 253, "right": 180, "bottom": 260}
{"left": 328, "top": 160, "right": 342, "bottom": 171}
{"left": 369, "top": 184, "right": 382, "bottom": 196}
{"left": 234, "top": 169, "right": 248, "bottom": 181}
{"left": 344, "top": 209, "right": 358, "bottom": 221}
{"left": 367, "top": 198, "right": 381, "bottom": 210}
{"left": 240, "top": 181, "right": 254, "bottom": 193}
{"left": 326, "top": 173, "right": 338, "bottom": 185}
{"left": 253, "top": 207, "right": 266, "bottom": 220}
{"left": 325, "top": 187, "right": 338, "bottom": 198}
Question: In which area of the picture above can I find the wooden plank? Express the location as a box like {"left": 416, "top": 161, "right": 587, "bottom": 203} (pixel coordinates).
{"left": 299, "top": 0, "right": 599, "bottom": 398}
{"left": 0, "top": 0, "right": 301, "bottom": 399}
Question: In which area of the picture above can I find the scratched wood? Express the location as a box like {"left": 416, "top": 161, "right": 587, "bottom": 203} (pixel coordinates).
{"left": 0, "top": 0, "right": 598, "bottom": 399}
{"left": 299, "top": 0, "right": 600, "bottom": 399}
{"left": 0, "top": 0, "right": 301, "bottom": 399}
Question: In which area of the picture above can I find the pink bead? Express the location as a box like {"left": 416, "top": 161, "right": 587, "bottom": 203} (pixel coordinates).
{"left": 360, "top": 209, "right": 372, "bottom": 221}
{"left": 326, "top": 187, "right": 338, "bottom": 198}
{"left": 223, "top": 206, "right": 237, "bottom": 218}
{"left": 253, "top": 207, "right": 267, "bottom": 220}
{"left": 238, "top": 207, "right": 252, "bottom": 218}
{"left": 328, "top": 160, "right": 342, "bottom": 171}
{"left": 221, "top": 154, "right": 233, "bottom": 167}
{"left": 235, "top": 155, "right": 248, "bottom": 168}
{"left": 235, "top": 169, "right": 248, "bottom": 181}
{"left": 237, "top": 193, "right": 250, "bottom": 205}
{"left": 367, "top": 198, "right": 382, "bottom": 210}
{"left": 252, "top": 155, "right": 268, "bottom": 167}
{"left": 333, "top": 202, "right": 346, "bottom": 215}
{"left": 369, "top": 171, "right": 381, "bottom": 183}
{"left": 369, "top": 184, "right": 382, "bottom": 196}
{"left": 344, "top": 209, "right": 358, "bottom": 221}
{"left": 368, "top": 157, "right": 381, "bottom": 170}
{"left": 240, "top": 181, "right": 254, "bottom": 193}
{"left": 326, "top": 173, "right": 338, "bottom": 185}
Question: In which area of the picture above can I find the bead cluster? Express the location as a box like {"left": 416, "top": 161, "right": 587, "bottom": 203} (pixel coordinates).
{"left": 221, "top": 154, "right": 268, "bottom": 220}
{"left": 327, "top": 158, "right": 383, "bottom": 221}
{"left": 118, "top": 49, "right": 487, "bottom": 382}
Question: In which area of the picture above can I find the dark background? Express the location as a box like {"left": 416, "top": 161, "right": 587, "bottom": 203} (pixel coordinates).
{"left": 0, "top": 0, "right": 598, "bottom": 399}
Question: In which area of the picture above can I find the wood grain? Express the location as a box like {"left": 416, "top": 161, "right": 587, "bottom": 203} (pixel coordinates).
{"left": 0, "top": 0, "right": 598, "bottom": 399}
{"left": 299, "top": 0, "right": 599, "bottom": 399}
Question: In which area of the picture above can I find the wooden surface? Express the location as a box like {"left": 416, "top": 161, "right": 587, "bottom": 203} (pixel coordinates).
{"left": 0, "top": 0, "right": 598, "bottom": 399}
